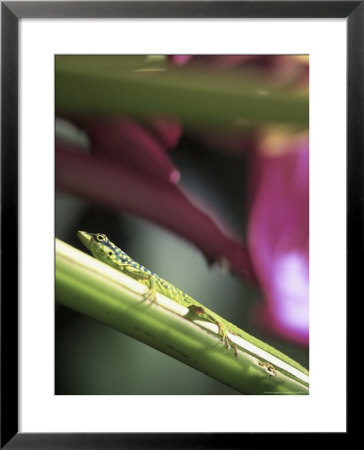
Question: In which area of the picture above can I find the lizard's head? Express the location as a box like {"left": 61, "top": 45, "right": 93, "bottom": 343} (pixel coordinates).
{"left": 77, "top": 231, "right": 116, "bottom": 263}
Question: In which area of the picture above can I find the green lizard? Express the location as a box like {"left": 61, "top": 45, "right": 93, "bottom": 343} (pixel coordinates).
{"left": 77, "top": 230, "right": 239, "bottom": 357}
{"left": 75, "top": 231, "right": 310, "bottom": 385}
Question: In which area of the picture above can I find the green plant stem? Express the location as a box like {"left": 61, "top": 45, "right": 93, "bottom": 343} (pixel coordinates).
{"left": 55, "top": 56, "right": 308, "bottom": 127}
{"left": 56, "top": 238, "right": 309, "bottom": 395}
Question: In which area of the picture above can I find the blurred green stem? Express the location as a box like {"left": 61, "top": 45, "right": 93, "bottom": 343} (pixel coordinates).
{"left": 56, "top": 238, "right": 308, "bottom": 395}
{"left": 56, "top": 56, "right": 308, "bottom": 127}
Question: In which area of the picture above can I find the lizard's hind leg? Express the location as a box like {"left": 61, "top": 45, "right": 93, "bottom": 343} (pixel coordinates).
{"left": 188, "top": 305, "right": 238, "bottom": 359}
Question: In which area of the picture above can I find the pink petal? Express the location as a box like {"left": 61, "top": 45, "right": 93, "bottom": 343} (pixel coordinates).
{"left": 248, "top": 138, "right": 309, "bottom": 345}
{"left": 168, "top": 55, "right": 193, "bottom": 66}
{"left": 184, "top": 55, "right": 261, "bottom": 67}
{"left": 75, "top": 117, "right": 181, "bottom": 184}
{"left": 56, "top": 143, "right": 255, "bottom": 281}
{"left": 143, "top": 116, "right": 182, "bottom": 151}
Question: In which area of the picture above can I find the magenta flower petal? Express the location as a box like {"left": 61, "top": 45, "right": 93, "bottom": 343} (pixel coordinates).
{"left": 183, "top": 55, "right": 261, "bottom": 67}
{"left": 168, "top": 55, "right": 193, "bottom": 66}
{"left": 247, "top": 137, "right": 309, "bottom": 345}
{"left": 56, "top": 142, "right": 255, "bottom": 280}
{"left": 76, "top": 117, "right": 182, "bottom": 184}
{"left": 170, "top": 55, "right": 290, "bottom": 70}
{"left": 144, "top": 116, "right": 182, "bottom": 151}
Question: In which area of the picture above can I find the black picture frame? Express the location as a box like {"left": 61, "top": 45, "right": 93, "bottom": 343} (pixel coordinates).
{"left": 1, "top": 1, "right": 356, "bottom": 447}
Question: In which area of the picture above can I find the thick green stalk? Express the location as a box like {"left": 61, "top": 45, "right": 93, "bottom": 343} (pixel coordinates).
{"left": 55, "top": 56, "right": 308, "bottom": 127}
{"left": 55, "top": 238, "right": 309, "bottom": 395}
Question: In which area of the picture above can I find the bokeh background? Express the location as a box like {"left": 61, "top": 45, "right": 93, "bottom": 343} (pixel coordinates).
{"left": 55, "top": 55, "right": 309, "bottom": 395}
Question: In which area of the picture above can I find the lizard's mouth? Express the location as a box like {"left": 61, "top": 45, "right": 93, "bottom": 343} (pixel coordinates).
{"left": 77, "top": 230, "right": 93, "bottom": 248}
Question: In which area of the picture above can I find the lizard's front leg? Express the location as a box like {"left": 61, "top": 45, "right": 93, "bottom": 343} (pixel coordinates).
{"left": 122, "top": 264, "right": 158, "bottom": 303}
{"left": 142, "top": 274, "right": 158, "bottom": 304}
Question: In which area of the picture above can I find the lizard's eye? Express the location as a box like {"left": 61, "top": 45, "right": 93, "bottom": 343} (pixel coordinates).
{"left": 108, "top": 251, "right": 113, "bottom": 256}
{"left": 97, "top": 234, "right": 105, "bottom": 241}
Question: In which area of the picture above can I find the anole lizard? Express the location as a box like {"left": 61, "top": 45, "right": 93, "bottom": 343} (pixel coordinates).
{"left": 77, "top": 230, "right": 240, "bottom": 357}
{"left": 69, "top": 231, "right": 309, "bottom": 384}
